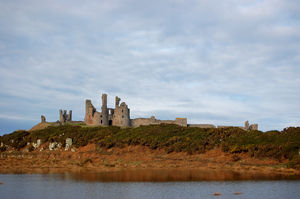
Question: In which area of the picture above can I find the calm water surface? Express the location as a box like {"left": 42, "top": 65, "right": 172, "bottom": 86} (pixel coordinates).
{"left": 0, "top": 173, "right": 299, "bottom": 199}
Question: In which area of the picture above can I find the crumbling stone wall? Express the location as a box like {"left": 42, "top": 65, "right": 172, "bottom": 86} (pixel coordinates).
{"left": 84, "top": 94, "right": 131, "bottom": 127}
{"left": 113, "top": 100, "right": 130, "bottom": 127}
{"left": 84, "top": 100, "right": 101, "bottom": 125}
{"left": 108, "top": 108, "right": 114, "bottom": 126}
{"left": 41, "top": 115, "right": 46, "bottom": 123}
{"left": 218, "top": 121, "right": 258, "bottom": 130}
{"left": 131, "top": 116, "right": 158, "bottom": 127}
{"left": 245, "top": 121, "right": 249, "bottom": 130}
{"left": 83, "top": 93, "right": 258, "bottom": 130}
{"left": 59, "top": 109, "right": 72, "bottom": 124}
{"left": 131, "top": 116, "right": 187, "bottom": 127}
{"left": 249, "top": 124, "right": 258, "bottom": 130}
{"left": 100, "top": 94, "right": 109, "bottom": 126}
{"left": 244, "top": 121, "right": 258, "bottom": 130}
{"left": 188, "top": 124, "right": 216, "bottom": 128}
{"left": 174, "top": 118, "right": 187, "bottom": 127}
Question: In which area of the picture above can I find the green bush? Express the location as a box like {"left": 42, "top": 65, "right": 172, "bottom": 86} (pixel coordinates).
{"left": 287, "top": 155, "right": 300, "bottom": 169}
{"left": 28, "top": 145, "right": 35, "bottom": 152}
{"left": 0, "top": 124, "right": 299, "bottom": 163}
{"left": 0, "top": 146, "right": 7, "bottom": 152}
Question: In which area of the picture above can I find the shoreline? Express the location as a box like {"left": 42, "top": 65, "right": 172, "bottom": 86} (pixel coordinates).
{"left": 1, "top": 168, "right": 300, "bottom": 181}
{"left": 1, "top": 145, "right": 299, "bottom": 181}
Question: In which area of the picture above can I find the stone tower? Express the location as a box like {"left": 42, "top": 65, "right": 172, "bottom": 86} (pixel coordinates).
{"left": 245, "top": 121, "right": 249, "bottom": 130}
{"left": 113, "top": 96, "right": 130, "bottom": 127}
{"left": 41, "top": 115, "right": 46, "bottom": 123}
{"left": 100, "top": 93, "right": 109, "bottom": 126}
{"left": 84, "top": 93, "right": 131, "bottom": 127}
{"left": 84, "top": 100, "right": 98, "bottom": 125}
{"left": 59, "top": 109, "right": 72, "bottom": 124}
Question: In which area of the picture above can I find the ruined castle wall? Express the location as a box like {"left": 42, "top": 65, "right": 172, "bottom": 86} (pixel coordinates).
{"left": 249, "top": 124, "right": 258, "bottom": 130}
{"left": 84, "top": 99, "right": 101, "bottom": 125}
{"left": 41, "top": 115, "right": 46, "bottom": 123}
{"left": 131, "top": 117, "right": 159, "bottom": 127}
{"left": 188, "top": 124, "right": 215, "bottom": 128}
{"left": 131, "top": 117, "right": 187, "bottom": 127}
{"left": 218, "top": 125, "right": 244, "bottom": 129}
{"left": 113, "top": 102, "right": 130, "bottom": 127}
{"left": 101, "top": 94, "right": 109, "bottom": 126}
{"left": 59, "top": 110, "right": 64, "bottom": 123}
{"left": 108, "top": 108, "right": 114, "bottom": 125}
{"left": 175, "top": 118, "right": 187, "bottom": 127}
{"left": 59, "top": 109, "right": 72, "bottom": 124}
{"left": 92, "top": 112, "right": 101, "bottom": 125}
{"left": 218, "top": 122, "right": 258, "bottom": 131}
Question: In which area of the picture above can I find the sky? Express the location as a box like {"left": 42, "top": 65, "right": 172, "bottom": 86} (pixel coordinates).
{"left": 0, "top": 0, "right": 299, "bottom": 134}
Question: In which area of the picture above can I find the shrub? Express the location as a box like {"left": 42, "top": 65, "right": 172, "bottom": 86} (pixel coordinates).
{"left": 0, "top": 146, "right": 7, "bottom": 152}
{"left": 0, "top": 124, "right": 299, "bottom": 160}
{"left": 287, "top": 155, "right": 300, "bottom": 169}
{"left": 28, "top": 145, "right": 35, "bottom": 152}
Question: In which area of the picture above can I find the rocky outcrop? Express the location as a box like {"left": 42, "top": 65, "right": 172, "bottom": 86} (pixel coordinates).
{"left": 49, "top": 142, "right": 62, "bottom": 151}
{"left": 32, "top": 139, "right": 42, "bottom": 149}
{"left": 65, "top": 138, "right": 72, "bottom": 150}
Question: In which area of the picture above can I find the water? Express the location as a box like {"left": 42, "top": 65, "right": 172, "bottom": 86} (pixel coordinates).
{"left": 0, "top": 173, "right": 299, "bottom": 199}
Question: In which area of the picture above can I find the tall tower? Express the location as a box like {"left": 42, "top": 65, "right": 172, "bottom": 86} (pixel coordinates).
{"left": 101, "top": 93, "right": 109, "bottom": 126}
{"left": 113, "top": 96, "right": 130, "bottom": 127}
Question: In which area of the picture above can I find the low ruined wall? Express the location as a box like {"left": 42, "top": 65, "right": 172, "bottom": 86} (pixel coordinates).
{"left": 131, "top": 118, "right": 158, "bottom": 127}
{"left": 131, "top": 117, "right": 187, "bottom": 127}
{"left": 188, "top": 124, "right": 216, "bottom": 128}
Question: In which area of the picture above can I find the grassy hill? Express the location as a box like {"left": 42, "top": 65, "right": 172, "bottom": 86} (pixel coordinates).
{"left": 1, "top": 124, "right": 300, "bottom": 168}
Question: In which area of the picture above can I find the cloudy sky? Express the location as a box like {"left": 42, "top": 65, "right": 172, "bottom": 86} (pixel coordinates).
{"left": 0, "top": 0, "right": 299, "bottom": 134}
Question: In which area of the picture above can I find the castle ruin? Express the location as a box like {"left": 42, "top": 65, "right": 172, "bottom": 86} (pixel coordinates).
{"left": 84, "top": 94, "right": 130, "bottom": 127}
{"left": 37, "top": 93, "right": 258, "bottom": 131}
{"left": 218, "top": 120, "right": 258, "bottom": 130}
{"left": 59, "top": 109, "right": 72, "bottom": 124}
{"left": 84, "top": 93, "right": 258, "bottom": 129}
{"left": 84, "top": 93, "right": 187, "bottom": 127}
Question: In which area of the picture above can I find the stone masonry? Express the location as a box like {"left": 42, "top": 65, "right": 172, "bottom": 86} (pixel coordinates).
{"left": 84, "top": 94, "right": 189, "bottom": 127}
{"left": 83, "top": 93, "right": 258, "bottom": 130}
{"left": 84, "top": 94, "right": 131, "bottom": 127}
{"left": 59, "top": 109, "right": 72, "bottom": 124}
{"left": 217, "top": 120, "right": 258, "bottom": 130}
{"left": 36, "top": 93, "right": 258, "bottom": 130}
{"left": 131, "top": 116, "right": 187, "bottom": 127}
{"left": 41, "top": 115, "right": 46, "bottom": 123}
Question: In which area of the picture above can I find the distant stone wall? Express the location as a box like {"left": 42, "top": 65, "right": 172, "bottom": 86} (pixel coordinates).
{"left": 84, "top": 94, "right": 131, "bottom": 127}
{"left": 218, "top": 125, "right": 236, "bottom": 128}
{"left": 174, "top": 118, "right": 187, "bottom": 127}
{"left": 59, "top": 109, "right": 72, "bottom": 124}
{"left": 131, "top": 117, "right": 187, "bottom": 127}
{"left": 41, "top": 115, "right": 46, "bottom": 123}
{"left": 113, "top": 101, "right": 130, "bottom": 127}
{"left": 218, "top": 121, "right": 258, "bottom": 130}
{"left": 188, "top": 124, "right": 216, "bottom": 128}
{"left": 131, "top": 116, "right": 158, "bottom": 127}
{"left": 82, "top": 93, "right": 259, "bottom": 130}
{"left": 84, "top": 100, "right": 100, "bottom": 125}
{"left": 249, "top": 124, "right": 258, "bottom": 130}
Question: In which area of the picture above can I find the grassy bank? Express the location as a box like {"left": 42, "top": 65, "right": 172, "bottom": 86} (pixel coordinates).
{"left": 0, "top": 124, "right": 299, "bottom": 168}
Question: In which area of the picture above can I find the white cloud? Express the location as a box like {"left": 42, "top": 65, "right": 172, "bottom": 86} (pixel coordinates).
{"left": 0, "top": 0, "right": 299, "bottom": 133}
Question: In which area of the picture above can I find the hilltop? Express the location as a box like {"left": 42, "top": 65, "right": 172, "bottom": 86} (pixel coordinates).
{"left": 0, "top": 124, "right": 299, "bottom": 177}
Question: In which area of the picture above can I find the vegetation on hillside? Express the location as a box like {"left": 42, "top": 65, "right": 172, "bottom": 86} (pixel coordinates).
{"left": 0, "top": 124, "right": 299, "bottom": 167}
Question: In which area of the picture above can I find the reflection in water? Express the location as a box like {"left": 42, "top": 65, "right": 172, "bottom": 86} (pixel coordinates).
{"left": 59, "top": 169, "right": 300, "bottom": 182}
{"left": 0, "top": 173, "right": 300, "bottom": 199}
